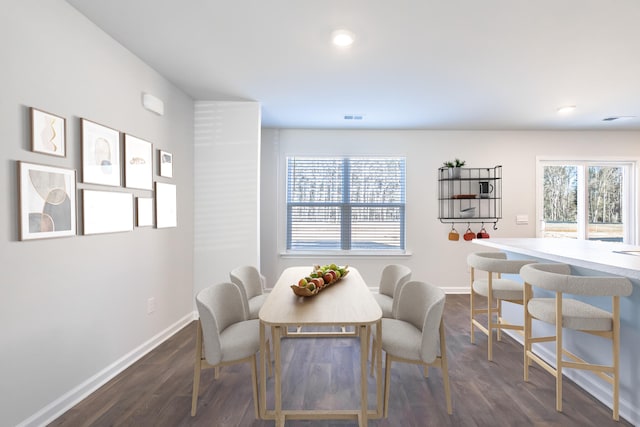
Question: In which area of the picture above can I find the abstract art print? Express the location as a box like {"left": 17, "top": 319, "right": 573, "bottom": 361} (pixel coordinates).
{"left": 19, "top": 161, "right": 76, "bottom": 240}
{"left": 82, "top": 190, "right": 134, "bottom": 235}
{"left": 81, "top": 118, "right": 121, "bottom": 186}
{"left": 30, "top": 107, "right": 66, "bottom": 157}
{"left": 124, "top": 134, "right": 153, "bottom": 190}
{"left": 155, "top": 182, "right": 177, "bottom": 228}
{"left": 159, "top": 150, "right": 173, "bottom": 178}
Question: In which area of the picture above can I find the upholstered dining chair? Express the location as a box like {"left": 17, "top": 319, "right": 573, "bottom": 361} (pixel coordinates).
{"left": 191, "top": 281, "right": 268, "bottom": 417}
{"left": 467, "top": 252, "right": 536, "bottom": 360}
{"left": 371, "top": 264, "right": 412, "bottom": 318}
{"left": 381, "top": 280, "right": 452, "bottom": 416}
{"left": 230, "top": 265, "right": 269, "bottom": 320}
{"left": 520, "top": 263, "right": 632, "bottom": 421}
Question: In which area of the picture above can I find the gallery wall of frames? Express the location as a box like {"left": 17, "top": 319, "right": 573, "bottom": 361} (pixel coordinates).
{"left": 19, "top": 107, "right": 177, "bottom": 241}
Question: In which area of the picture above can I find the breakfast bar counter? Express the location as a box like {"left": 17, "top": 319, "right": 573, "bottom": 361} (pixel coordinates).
{"left": 473, "top": 238, "right": 640, "bottom": 425}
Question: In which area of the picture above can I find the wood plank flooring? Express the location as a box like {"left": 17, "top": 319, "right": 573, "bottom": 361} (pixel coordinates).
{"left": 49, "top": 295, "right": 632, "bottom": 427}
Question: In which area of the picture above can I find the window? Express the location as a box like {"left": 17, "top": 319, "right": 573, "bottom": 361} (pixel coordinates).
{"left": 286, "top": 156, "right": 406, "bottom": 251}
{"left": 537, "top": 160, "right": 635, "bottom": 244}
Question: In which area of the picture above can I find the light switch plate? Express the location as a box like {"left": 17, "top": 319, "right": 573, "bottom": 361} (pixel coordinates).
{"left": 516, "top": 215, "right": 528, "bottom": 225}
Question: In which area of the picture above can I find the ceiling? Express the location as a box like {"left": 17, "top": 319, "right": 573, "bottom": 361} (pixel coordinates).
{"left": 65, "top": 0, "right": 640, "bottom": 130}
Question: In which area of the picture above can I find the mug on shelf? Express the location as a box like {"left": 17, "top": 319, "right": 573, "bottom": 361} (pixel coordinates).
{"left": 479, "top": 181, "right": 494, "bottom": 198}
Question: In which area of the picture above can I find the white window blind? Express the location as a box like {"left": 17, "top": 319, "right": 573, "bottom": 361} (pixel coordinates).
{"left": 286, "top": 157, "right": 406, "bottom": 251}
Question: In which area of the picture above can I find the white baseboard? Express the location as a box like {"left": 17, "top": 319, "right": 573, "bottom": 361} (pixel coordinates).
{"left": 17, "top": 312, "right": 197, "bottom": 427}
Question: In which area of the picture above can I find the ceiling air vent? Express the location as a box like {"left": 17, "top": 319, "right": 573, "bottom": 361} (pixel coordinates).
{"left": 602, "top": 116, "right": 636, "bottom": 122}
{"left": 344, "top": 114, "right": 364, "bottom": 120}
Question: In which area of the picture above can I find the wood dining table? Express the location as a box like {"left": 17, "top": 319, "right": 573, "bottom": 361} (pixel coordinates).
{"left": 258, "top": 266, "right": 383, "bottom": 426}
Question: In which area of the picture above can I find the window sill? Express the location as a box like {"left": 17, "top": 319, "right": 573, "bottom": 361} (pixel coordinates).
{"left": 280, "top": 250, "right": 412, "bottom": 258}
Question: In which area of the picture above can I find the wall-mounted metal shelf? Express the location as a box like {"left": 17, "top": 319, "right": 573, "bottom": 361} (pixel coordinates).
{"left": 438, "top": 165, "right": 502, "bottom": 229}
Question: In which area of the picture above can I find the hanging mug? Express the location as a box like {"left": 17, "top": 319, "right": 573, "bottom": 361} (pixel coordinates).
{"left": 464, "top": 226, "right": 476, "bottom": 241}
{"left": 477, "top": 226, "right": 490, "bottom": 239}
{"left": 448, "top": 226, "right": 460, "bottom": 241}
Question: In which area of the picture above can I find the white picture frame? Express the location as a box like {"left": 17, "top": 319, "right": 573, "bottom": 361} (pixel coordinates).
{"left": 19, "top": 161, "right": 76, "bottom": 240}
{"left": 124, "top": 134, "right": 153, "bottom": 190}
{"left": 30, "top": 108, "right": 66, "bottom": 157}
{"left": 159, "top": 150, "right": 173, "bottom": 178}
{"left": 155, "top": 182, "right": 177, "bottom": 228}
{"left": 82, "top": 190, "right": 134, "bottom": 235}
{"left": 81, "top": 118, "right": 121, "bottom": 186}
{"left": 136, "top": 197, "right": 154, "bottom": 227}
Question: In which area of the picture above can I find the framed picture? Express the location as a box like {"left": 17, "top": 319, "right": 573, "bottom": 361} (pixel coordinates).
{"left": 156, "top": 182, "right": 177, "bottom": 228}
{"left": 136, "top": 197, "right": 153, "bottom": 227}
{"left": 81, "top": 118, "right": 121, "bottom": 186}
{"left": 19, "top": 161, "right": 76, "bottom": 240}
{"left": 124, "top": 134, "right": 153, "bottom": 190}
{"left": 159, "top": 150, "right": 173, "bottom": 178}
{"left": 30, "top": 108, "right": 66, "bottom": 157}
{"left": 82, "top": 190, "right": 134, "bottom": 235}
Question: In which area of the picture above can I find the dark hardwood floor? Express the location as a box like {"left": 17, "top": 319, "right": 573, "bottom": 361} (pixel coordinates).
{"left": 49, "top": 295, "right": 631, "bottom": 427}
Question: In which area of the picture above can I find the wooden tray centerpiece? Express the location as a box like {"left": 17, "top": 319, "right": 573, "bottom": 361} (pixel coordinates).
{"left": 290, "top": 264, "right": 350, "bottom": 297}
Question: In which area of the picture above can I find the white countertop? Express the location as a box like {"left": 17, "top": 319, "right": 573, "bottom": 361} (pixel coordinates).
{"left": 473, "top": 238, "right": 640, "bottom": 280}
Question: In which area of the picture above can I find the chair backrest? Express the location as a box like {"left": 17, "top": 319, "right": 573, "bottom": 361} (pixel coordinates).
{"left": 467, "top": 251, "right": 536, "bottom": 274}
{"left": 195, "top": 282, "right": 247, "bottom": 365}
{"left": 230, "top": 265, "right": 264, "bottom": 299}
{"left": 520, "top": 263, "right": 633, "bottom": 297}
{"left": 379, "top": 264, "right": 412, "bottom": 298}
{"left": 395, "top": 280, "right": 446, "bottom": 364}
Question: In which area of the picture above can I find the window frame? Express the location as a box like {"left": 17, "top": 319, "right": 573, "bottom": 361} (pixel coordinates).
{"left": 282, "top": 155, "right": 407, "bottom": 255}
{"left": 536, "top": 156, "right": 638, "bottom": 244}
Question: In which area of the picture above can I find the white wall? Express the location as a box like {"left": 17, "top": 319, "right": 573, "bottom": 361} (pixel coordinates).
{"left": 0, "top": 1, "right": 194, "bottom": 426}
{"left": 194, "top": 101, "right": 261, "bottom": 295}
{"left": 260, "top": 129, "right": 640, "bottom": 290}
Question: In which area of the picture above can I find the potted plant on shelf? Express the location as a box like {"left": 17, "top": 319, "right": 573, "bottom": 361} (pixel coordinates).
{"left": 443, "top": 158, "right": 466, "bottom": 179}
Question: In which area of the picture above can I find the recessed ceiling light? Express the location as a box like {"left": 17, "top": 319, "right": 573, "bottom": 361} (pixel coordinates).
{"left": 556, "top": 105, "right": 576, "bottom": 114}
{"left": 332, "top": 30, "right": 355, "bottom": 47}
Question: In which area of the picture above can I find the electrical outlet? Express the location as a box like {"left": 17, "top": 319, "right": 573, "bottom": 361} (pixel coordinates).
{"left": 147, "top": 297, "right": 156, "bottom": 314}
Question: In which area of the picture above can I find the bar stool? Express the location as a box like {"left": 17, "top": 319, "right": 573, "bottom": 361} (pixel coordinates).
{"left": 520, "top": 263, "right": 632, "bottom": 420}
{"left": 467, "top": 252, "right": 536, "bottom": 360}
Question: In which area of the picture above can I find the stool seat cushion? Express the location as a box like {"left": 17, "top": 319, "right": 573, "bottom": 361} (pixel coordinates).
{"left": 528, "top": 298, "right": 612, "bottom": 331}
{"left": 473, "top": 278, "right": 523, "bottom": 301}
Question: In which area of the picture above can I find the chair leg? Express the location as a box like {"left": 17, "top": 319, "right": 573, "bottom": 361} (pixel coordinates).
{"left": 496, "top": 299, "right": 502, "bottom": 342}
{"left": 383, "top": 354, "right": 392, "bottom": 418}
{"left": 266, "top": 338, "right": 273, "bottom": 378}
{"left": 555, "top": 293, "right": 563, "bottom": 412}
{"left": 440, "top": 322, "right": 453, "bottom": 415}
{"left": 370, "top": 336, "right": 376, "bottom": 374}
{"left": 191, "top": 321, "right": 203, "bottom": 416}
{"left": 486, "top": 295, "right": 493, "bottom": 361}
{"left": 214, "top": 367, "right": 220, "bottom": 379}
{"left": 523, "top": 282, "right": 532, "bottom": 381}
{"left": 469, "top": 273, "right": 475, "bottom": 344}
{"left": 612, "top": 296, "right": 620, "bottom": 421}
{"left": 251, "top": 354, "right": 259, "bottom": 419}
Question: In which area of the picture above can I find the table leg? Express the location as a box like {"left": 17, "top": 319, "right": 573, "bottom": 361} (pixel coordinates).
{"left": 259, "top": 321, "right": 267, "bottom": 419}
{"left": 376, "top": 319, "right": 383, "bottom": 418}
{"left": 274, "top": 325, "right": 283, "bottom": 425}
{"left": 359, "top": 324, "right": 368, "bottom": 427}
